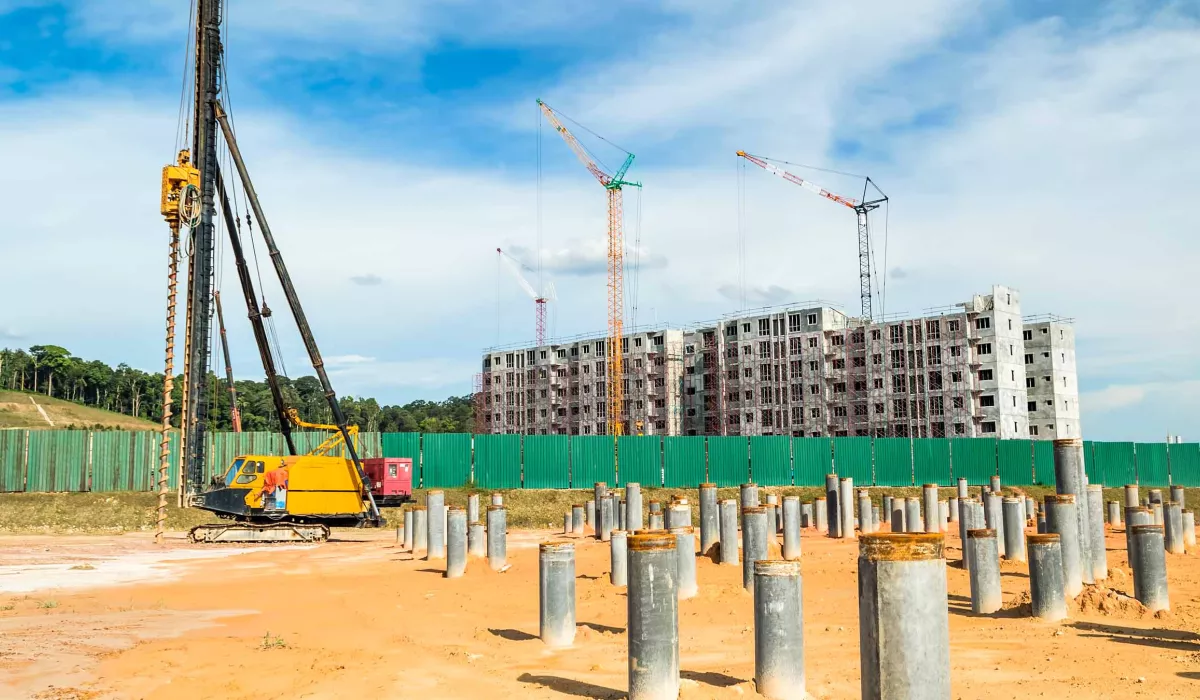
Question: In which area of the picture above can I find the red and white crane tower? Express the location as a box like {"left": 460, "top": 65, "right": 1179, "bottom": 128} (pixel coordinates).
{"left": 497, "top": 247, "right": 556, "bottom": 346}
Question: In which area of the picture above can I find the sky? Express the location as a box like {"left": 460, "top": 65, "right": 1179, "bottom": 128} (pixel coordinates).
{"left": 0, "top": 0, "right": 1197, "bottom": 440}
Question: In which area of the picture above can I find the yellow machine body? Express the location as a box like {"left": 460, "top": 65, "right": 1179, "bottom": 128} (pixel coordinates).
{"left": 198, "top": 453, "right": 369, "bottom": 522}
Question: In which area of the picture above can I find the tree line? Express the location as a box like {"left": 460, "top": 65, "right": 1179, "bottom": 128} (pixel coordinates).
{"left": 0, "top": 345, "right": 475, "bottom": 433}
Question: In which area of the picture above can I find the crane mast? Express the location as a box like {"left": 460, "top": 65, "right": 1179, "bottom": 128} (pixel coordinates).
{"left": 497, "top": 248, "right": 553, "bottom": 346}
{"left": 736, "top": 151, "right": 886, "bottom": 322}
{"left": 537, "top": 99, "right": 639, "bottom": 435}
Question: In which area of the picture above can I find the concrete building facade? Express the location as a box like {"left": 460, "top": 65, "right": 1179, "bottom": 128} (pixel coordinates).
{"left": 1023, "top": 316, "right": 1082, "bottom": 439}
{"left": 479, "top": 285, "right": 1080, "bottom": 440}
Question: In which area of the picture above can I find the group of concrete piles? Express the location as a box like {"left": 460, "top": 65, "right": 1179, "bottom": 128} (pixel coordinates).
{"left": 400, "top": 491, "right": 508, "bottom": 577}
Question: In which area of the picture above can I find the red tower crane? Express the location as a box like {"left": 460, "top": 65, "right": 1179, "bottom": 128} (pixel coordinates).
{"left": 497, "top": 247, "right": 555, "bottom": 346}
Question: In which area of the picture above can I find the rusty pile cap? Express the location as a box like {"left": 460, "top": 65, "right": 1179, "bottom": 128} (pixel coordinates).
{"left": 1054, "top": 437, "right": 1084, "bottom": 447}
{"left": 859, "top": 533, "right": 944, "bottom": 561}
{"left": 1044, "top": 494, "right": 1076, "bottom": 504}
{"left": 966, "top": 528, "right": 996, "bottom": 539}
{"left": 539, "top": 540, "right": 574, "bottom": 553}
{"left": 486, "top": 504, "right": 505, "bottom": 511}
{"left": 754, "top": 559, "right": 801, "bottom": 576}
{"left": 1027, "top": 533, "right": 1060, "bottom": 544}
{"left": 699, "top": 482, "right": 716, "bottom": 488}
{"left": 629, "top": 532, "right": 676, "bottom": 551}
{"left": 411, "top": 505, "right": 427, "bottom": 511}
{"left": 742, "top": 506, "right": 767, "bottom": 514}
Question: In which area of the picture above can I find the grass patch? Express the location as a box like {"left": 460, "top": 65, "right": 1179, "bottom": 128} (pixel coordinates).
{"left": 38, "top": 599, "right": 58, "bottom": 609}
{"left": 0, "top": 493, "right": 220, "bottom": 534}
{"left": 1, "top": 604, "right": 14, "bottom": 611}
{"left": 259, "top": 632, "right": 287, "bottom": 650}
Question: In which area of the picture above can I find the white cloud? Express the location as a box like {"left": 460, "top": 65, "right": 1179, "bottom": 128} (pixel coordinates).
{"left": 1082, "top": 384, "right": 1148, "bottom": 413}
{"left": 349, "top": 274, "right": 383, "bottom": 287}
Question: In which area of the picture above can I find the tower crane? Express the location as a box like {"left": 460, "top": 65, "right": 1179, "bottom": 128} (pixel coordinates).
{"left": 497, "top": 248, "right": 556, "bottom": 346}
{"left": 537, "top": 99, "right": 640, "bottom": 436}
{"left": 736, "top": 151, "right": 887, "bottom": 321}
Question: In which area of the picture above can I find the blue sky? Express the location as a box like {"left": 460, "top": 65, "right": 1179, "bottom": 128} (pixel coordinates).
{"left": 0, "top": 0, "right": 1197, "bottom": 440}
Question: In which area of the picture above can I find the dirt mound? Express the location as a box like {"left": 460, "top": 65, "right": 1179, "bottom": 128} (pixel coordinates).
{"left": 1072, "top": 584, "right": 1157, "bottom": 619}
{"left": 1003, "top": 589, "right": 1032, "bottom": 614}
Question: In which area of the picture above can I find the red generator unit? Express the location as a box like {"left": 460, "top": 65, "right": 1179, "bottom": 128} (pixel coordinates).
{"left": 361, "top": 457, "right": 413, "bottom": 507}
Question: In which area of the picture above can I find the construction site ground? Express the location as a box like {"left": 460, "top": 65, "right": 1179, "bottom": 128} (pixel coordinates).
{"left": 2, "top": 523, "right": 1198, "bottom": 699}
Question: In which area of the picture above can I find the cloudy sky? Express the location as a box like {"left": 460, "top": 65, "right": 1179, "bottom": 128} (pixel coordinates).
{"left": 1, "top": 0, "right": 1196, "bottom": 440}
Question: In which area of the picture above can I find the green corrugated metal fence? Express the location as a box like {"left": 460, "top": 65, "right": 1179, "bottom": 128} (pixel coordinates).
{"left": 25, "top": 430, "right": 89, "bottom": 492}
{"left": 1032, "top": 441, "right": 1054, "bottom": 484}
{"left": 749, "top": 436, "right": 791, "bottom": 486}
{"left": 914, "top": 438, "right": 951, "bottom": 486}
{"left": 422, "top": 433, "right": 472, "bottom": 488}
{"left": 474, "top": 434, "right": 522, "bottom": 489}
{"left": 523, "top": 435, "right": 570, "bottom": 489}
{"left": 1135, "top": 443, "right": 1169, "bottom": 486}
{"left": 832, "top": 437, "right": 872, "bottom": 484}
{"left": 1170, "top": 443, "right": 1200, "bottom": 487}
{"left": 707, "top": 436, "right": 749, "bottom": 487}
{"left": 0, "top": 431, "right": 26, "bottom": 492}
{"left": 792, "top": 437, "right": 831, "bottom": 486}
{"left": 663, "top": 436, "right": 705, "bottom": 488}
{"left": 1092, "top": 442, "right": 1136, "bottom": 486}
{"left": 998, "top": 440, "right": 1033, "bottom": 486}
{"left": 874, "top": 438, "right": 913, "bottom": 487}
{"left": 570, "top": 435, "right": 615, "bottom": 488}
{"left": 618, "top": 436, "right": 661, "bottom": 487}
{"left": 951, "top": 438, "right": 997, "bottom": 485}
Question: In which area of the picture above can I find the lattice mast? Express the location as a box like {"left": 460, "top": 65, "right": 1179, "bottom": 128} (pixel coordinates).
{"left": 497, "top": 248, "right": 553, "bottom": 347}
{"left": 537, "top": 99, "right": 641, "bottom": 435}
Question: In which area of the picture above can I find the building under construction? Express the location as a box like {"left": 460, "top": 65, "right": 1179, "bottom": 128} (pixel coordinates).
{"left": 479, "top": 285, "right": 1080, "bottom": 440}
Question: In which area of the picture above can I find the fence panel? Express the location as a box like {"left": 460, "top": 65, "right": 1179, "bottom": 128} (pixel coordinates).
{"left": 91, "top": 431, "right": 132, "bottom": 491}
{"left": 207, "top": 432, "right": 283, "bottom": 482}
{"left": 381, "top": 432, "right": 420, "bottom": 460}
{"left": 951, "top": 438, "right": 997, "bottom": 485}
{"left": 749, "top": 436, "right": 791, "bottom": 486}
{"left": 0, "top": 430, "right": 26, "bottom": 492}
{"left": 1170, "top": 444, "right": 1200, "bottom": 487}
{"left": 1091, "top": 441, "right": 1136, "bottom": 487}
{"left": 26, "top": 430, "right": 89, "bottom": 492}
{"left": 1136, "top": 443, "right": 1169, "bottom": 486}
{"left": 707, "top": 436, "right": 749, "bottom": 487}
{"left": 875, "top": 438, "right": 914, "bottom": 487}
{"left": 618, "top": 436, "right": 662, "bottom": 487}
{"left": 523, "top": 435, "right": 570, "bottom": 489}
{"left": 1032, "top": 440, "right": 1054, "bottom": 485}
{"left": 663, "top": 436, "right": 706, "bottom": 488}
{"left": 570, "top": 435, "right": 616, "bottom": 488}
{"left": 793, "top": 437, "right": 831, "bottom": 486}
{"left": 914, "top": 438, "right": 952, "bottom": 486}
{"left": 832, "top": 437, "right": 872, "bottom": 485}
{"left": 422, "top": 433, "right": 472, "bottom": 488}
{"left": 997, "top": 440, "right": 1034, "bottom": 487}
{"left": 474, "top": 434, "right": 522, "bottom": 489}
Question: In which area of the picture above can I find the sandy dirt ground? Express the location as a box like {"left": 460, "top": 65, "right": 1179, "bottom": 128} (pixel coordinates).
{"left": 1, "top": 522, "right": 1199, "bottom": 699}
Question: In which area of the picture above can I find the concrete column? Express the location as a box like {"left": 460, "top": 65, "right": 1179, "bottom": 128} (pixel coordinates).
{"left": 594, "top": 483, "right": 607, "bottom": 540}
{"left": 1184, "top": 510, "right": 1196, "bottom": 550}
{"left": 490, "top": 493, "right": 503, "bottom": 506}
{"left": 1131, "top": 525, "right": 1169, "bottom": 612}
{"left": 905, "top": 497, "right": 922, "bottom": 534}
{"left": 719, "top": 499, "right": 739, "bottom": 566}
{"left": 1037, "top": 512, "right": 1047, "bottom": 534}
{"left": 938, "top": 500, "right": 949, "bottom": 532}
{"left": 403, "top": 509, "right": 414, "bottom": 551}
{"left": 1053, "top": 438, "right": 1093, "bottom": 585}
{"left": 922, "top": 485, "right": 940, "bottom": 534}
{"left": 626, "top": 482, "right": 644, "bottom": 533}
{"left": 670, "top": 527, "right": 698, "bottom": 599}
{"left": 1123, "top": 484, "right": 1139, "bottom": 508}
{"left": 1002, "top": 497, "right": 1027, "bottom": 562}
{"left": 967, "top": 529, "right": 1002, "bottom": 614}
{"left": 742, "top": 507, "right": 769, "bottom": 592}
{"left": 985, "top": 493, "right": 1006, "bottom": 557}
{"left": 957, "top": 497, "right": 968, "bottom": 550}
{"left": 1152, "top": 502, "right": 1164, "bottom": 525}
{"left": 839, "top": 478, "right": 855, "bottom": 539}
{"left": 446, "top": 507, "right": 467, "bottom": 579}
{"left": 586, "top": 499, "right": 595, "bottom": 528}
{"left": 619, "top": 500, "right": 627, "bottom": 531}
{"left": 563, "top": 512, "right": 572, "bottom": 535}
{"left": 609, "top": 529, "right": 629, "bottom": 586}
{"left": 825, "top": 475, "right": 841, "bottom": 539}
{"left": 814, "top": 497, "right": 828, "bottom": 533}
{"left": 1025, "top": 497, "right": 1035, "bottom": 522}
{"left": 882, "top": 495, "right": 893, "bottom": 521}
{"left": 698, "top": 483, "right": 718, "bottom": 556}
{"left": 891, "top": 498, "right": 906, "bottom": 533}
{"left": 1086, "top": 486, "right": 1107, "bottom": 580}
{"left": 468, "top": 521, "right": 485, "bottom": 557}
{"left": 957, "top": 477, "right": 969, "bottom": 500}
{"left": 486, "top": 505, "right": 507, "bottom": 571}
{"left": 666, "top": 504, "right": 688, "bottom": 530}
{"left": 538, "top": 541, "right": 575, "bottom": 648}
{"left": 1172, "top": 485, "right": 1186, "bottom": 510}
{"left": 572, "top": 504, "right": 585, "bottom": 535}
{"left": 1125, "top": 507, "right": 1152, "bottom": 577}
{"left": 858, "top": 533, "right": 950, "bottom": 700}
{"left": 948, "top": 497, "right": 959, "bottom": 524}
{"left": 1149, "top": 488, "right": 1163, "bottom": 504}
{"left": 753, "top": 560, "right": 805, "bottom": 700}
{"left": 801, "top": 502, "right": 814, "bottom": 529}
{"left": 601, "top": 496, "right": 614, "bottom": 542}
{"left": 960, "top": 499, "right": 980, "bottom": 572}
{"left": 412, "top": 506, "right": 428, "bottom": 555}
{"left": 1044, "top": 495, "right": 1083, "bottom": 597}
{"left": 765, "top": 496, "right": 779, "bottom": 540}
{"left": 1027, "top": 533, "right": 1068, "bottom": 621}
{"left": 426, "top": 490, "right": 446, "bottom": 559}
{"left": 872, "top": 505, "right": 881, "bottom": 532}
{"left": 649, "top": 511, "right": 664, "bottom": 530}
{"left": 649, "top": 500, "right": 662, "bottom": 514}
{"left": 741, "top": 483, "right": 760, "bottom": 509}
{"left": 467, "top": 493, "right": 480, "bottom": 525}
{"left": 859, "top": 490, "right": 874, "bottom": 535}
{"left": 627, "top": 532, "right": 679, "bottom": 700}
{"left": 1164, "top": 501, "right": 1185, "bottom": 554}
{"left": 1107, "top": 501, "right": 1121, "bottom": 526}
{"left": 782, "top": 496, "right": 802, "bottom": 560}
{"left": 990, "top": 475, "right": 1001, "bottom": 495}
